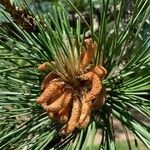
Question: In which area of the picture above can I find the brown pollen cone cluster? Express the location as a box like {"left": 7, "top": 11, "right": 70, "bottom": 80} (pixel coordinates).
{"left": 36, "top": 38, "right": 107, "bottom": 135}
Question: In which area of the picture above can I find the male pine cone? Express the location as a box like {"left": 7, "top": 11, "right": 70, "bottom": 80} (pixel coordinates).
{"left": 37, "top": 39, "right": 107, "bottom": 135}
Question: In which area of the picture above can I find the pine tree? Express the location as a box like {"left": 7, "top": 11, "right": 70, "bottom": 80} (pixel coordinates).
{"left": 0, "top": 0, "right": 150, "bottom": 149}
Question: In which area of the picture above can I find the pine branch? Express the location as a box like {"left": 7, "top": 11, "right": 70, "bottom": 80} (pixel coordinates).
{"left": 0, "top": 0, "right": 37, "bottom": 32}
{"left": 0, "top": 0, "right": 150, "bottom": 149}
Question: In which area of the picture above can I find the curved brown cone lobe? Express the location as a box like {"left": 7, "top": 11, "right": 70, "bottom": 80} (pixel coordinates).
{"left": 36, "top": 79, "right": 64, "bottom": 104}
{"left": 92, "top": 87, "right": 106, "bottom": 110}
{"left": 78, "top": 101, "right": 91, "bottom": 127}
{"left": 61, "top": 95, "right": 82, "bottom": 135}
{"left": 78, "top": 115, "right": 91, "bottom": 129}
{"left": 59, "top": 107, "right": 70, "bottom": 124}
{"left": 80, "top": 38, "right": 96, "bottom": 69}
{"left": 80, "top": 72, "right": 102, "bottom": 102}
